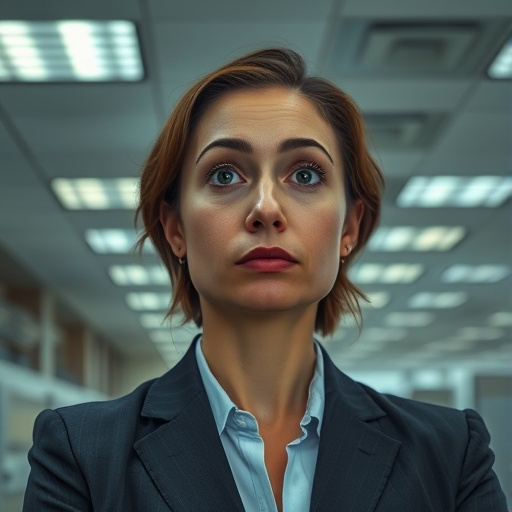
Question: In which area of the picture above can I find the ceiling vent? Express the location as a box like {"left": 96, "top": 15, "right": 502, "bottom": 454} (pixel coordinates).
{"left": 326, "top": 19, "right": 510, "bottom": 77}
{"left": 358, "top": 23, "right": 478, "bottom": 73}
{"left": 363, "top": 112, "right": 444, "bottom": 150}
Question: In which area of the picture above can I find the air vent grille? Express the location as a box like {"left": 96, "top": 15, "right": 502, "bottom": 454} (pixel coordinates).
{"left": 359, "top": 23, "right": 478, "bottom": 72}
{"left": 364, "top": 113, "right": 444, "bottom": 149}
{"left": 326, "top": 19, "right": 509, "bottom": 77}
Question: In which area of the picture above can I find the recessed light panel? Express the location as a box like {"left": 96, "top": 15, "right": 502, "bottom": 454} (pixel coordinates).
{"left": 488, "top": 312, "right": 512, "bottom": 327}
{"left": 52, "top": 178, "right": 138, "bottom": 210}
{"left": 397, "top": 176, "right": 512, "bottom": 208}
{"left": 456, "top": 327, "right": 504, "bottom": 341}
{"left": 368, "top": 226, "right": 465, "bottom": 251}
{"left": 361, "top": 291, "right": 390, "bottom": 308}
{"left": 488, "top": 37, "right": 512, "bottom": 79}
{"left": 85, "top": 229, "right": 152, "bottom": 254}
{"left": 125, "top": 292, "right": 169, "bottom": 311}
{"left": 358, "top": 327, "right": 407, "bottom": 343}
{"left": 351, "top": 263, "right": 424, "bottom": 284}
{"left": 441, "top": 265, "right": 510, "bottom": 283}
{"left": 109, "top": 265, "right": 169, "bottom": 286}
{"left": 149, "top": 326, "right": 200, "bottom": 345}
{"left": 408, "top": 292, "right": 468, "bottom": 309}
{"left": 0, "top": 20, "right": 144, "bottom": 82}
{"left": 149, "top": 330, "right": 173, "bottom": 344}
{"left": 386, "top": 312, "right": 435, "bottom": 327}
{"left": 140, "top": 313, "right": 168, "bottom": 329}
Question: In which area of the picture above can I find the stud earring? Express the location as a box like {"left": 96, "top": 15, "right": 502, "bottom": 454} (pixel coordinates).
{"left": 178, "top": 258, "right": 185, "bottom": 265}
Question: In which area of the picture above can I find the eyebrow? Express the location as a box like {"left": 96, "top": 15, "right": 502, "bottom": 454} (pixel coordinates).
{"left": 196, "top": 137, "right": 334, "bottom": 164}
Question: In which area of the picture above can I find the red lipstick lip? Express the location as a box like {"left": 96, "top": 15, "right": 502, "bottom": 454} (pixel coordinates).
{"left": 236, "top": 247, "right": 297, "bottom": 265}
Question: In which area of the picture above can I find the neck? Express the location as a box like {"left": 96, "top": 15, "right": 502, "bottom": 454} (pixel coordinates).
{"left": 200, "top": 302, "right": 318, "bottom": 426}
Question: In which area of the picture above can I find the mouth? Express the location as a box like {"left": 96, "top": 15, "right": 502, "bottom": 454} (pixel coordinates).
{"left": 236, "top": 247, "right": 298, "bottom": 265}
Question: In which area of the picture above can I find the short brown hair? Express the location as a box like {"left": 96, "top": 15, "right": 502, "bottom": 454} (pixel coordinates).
{"left": 136, "top": 48, "right": 384, "bottom": 336}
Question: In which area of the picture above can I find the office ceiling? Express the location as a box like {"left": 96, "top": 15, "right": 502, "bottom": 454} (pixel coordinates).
{"left": 0, "top": 0, "right": 510, "bottom": 370}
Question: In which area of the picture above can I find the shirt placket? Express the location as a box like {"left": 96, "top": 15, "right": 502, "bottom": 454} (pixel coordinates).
{"left": 231, "top": 410, "right": 278, "bottom": 512}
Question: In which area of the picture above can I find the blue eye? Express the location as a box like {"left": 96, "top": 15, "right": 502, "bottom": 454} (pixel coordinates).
{"left": 290, "top": 163, "right": 325, "bottom": 186}
{"left": 208, "top": 165, "right": 243, "bottom": 186}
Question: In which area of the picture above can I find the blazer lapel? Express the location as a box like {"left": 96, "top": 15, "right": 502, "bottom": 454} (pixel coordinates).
{"left": 311, "top": 348, "right": 401, "bottom": 512}
{"left": 134, "top": 338, "right": 245, "bottom": 512}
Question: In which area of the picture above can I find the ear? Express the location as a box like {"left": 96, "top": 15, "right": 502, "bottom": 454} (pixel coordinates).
{"left": 340, "top": 199, "right": 364, "bottom": 258}
{"left": 160, "top": 202, "right": 186, "bottom": 259}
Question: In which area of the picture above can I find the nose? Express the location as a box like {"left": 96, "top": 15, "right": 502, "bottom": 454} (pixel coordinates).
{"left": 245, "top": 179, "right": 287, "bottom": 233}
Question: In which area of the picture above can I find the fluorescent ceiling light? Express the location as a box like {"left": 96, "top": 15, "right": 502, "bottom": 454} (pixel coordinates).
{"left": 149, "top": 330, "right": 174, "bottom": 344}
{"left": 109, "top": 265, "right": 169, "bottom": 286}
{"left": 488, "top": 37, "right": 512, "bottom": 79}
{"left": 423, "top": 339, "right": 473, "bottom": 351}
{"left": 140, "top": 312, "right": 192, "bottom": 330}
{"left": 488, "top": 312, "right": 512, "bottom": 327}
{"left": 410, "top": 370, "right": 445, "bottom": 388}
{"left": 408, "top": 292, "right": 468, "bottom": 309}
{"left": 351, "top": 263, "right": 424, "bottom": 284}
{"left": 386, "top": 312, "right": 435, "bottom": 327}
{"left": 368, "top": 226, "right": 465, "bottom": 251}
{"left": 403, "top": 350, "right": 438, "bottom": 360}
{"left": 85, "top": 229, "right": 153, "bottom": 254}
{"left": 52, "top": 178, "right": 138, "bottom": 210}
{"left": 441, "top": 264, "right": 510, "bottom": 283}
{"left": 455, "top": 327, "right": 504, "bottom": 341}
{"left": 360, "top": 291, "right": 390, "bottom": 308}
{"left": 125, "top": 292, "right": 169, "bottom": 311}
{"left": 140, "top": 313, "right": 168, "bottom": 329}
{"left": 149, "top": 326, "right": 200, "bottom": 345}
{"left": 0, "top": 20, "right": 144, "bottom": 82}
{"left": 397, "top": 176, "right": 512, "bottom": 208}
{"left": 359, "top": 327, "right": 407, "bottom": 343}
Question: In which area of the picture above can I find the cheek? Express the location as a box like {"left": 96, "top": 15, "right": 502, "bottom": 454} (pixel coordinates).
{"left": 182, "top": 200, "right": 238, "bottom": 264}
{"left": 305, "top": 206, "right": 344, "bottom": 284}
{"left": 306, "top": 206, "right": 344, "bottom": 253}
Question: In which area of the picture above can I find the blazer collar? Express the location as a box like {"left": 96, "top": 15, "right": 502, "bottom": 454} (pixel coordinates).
{"left": 136, "top": 335, "right": 245, "bottom": 511}
{"left": 310, "top": 345, "right": 401, "bottom": 511}
{"left": 136, "top": 337, "right": 400, "bottom": 512}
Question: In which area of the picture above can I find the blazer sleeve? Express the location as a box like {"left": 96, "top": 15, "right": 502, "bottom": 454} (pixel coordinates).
{"left": 456, "top": 408, "right": 508, "bottom": 512}
{"left": 23, "top": 409, "right": 93, "bottom": 512}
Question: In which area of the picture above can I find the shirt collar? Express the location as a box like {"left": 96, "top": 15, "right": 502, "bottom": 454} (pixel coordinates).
{"left": 196, "top": 337, "right": 325, "bottom": 437}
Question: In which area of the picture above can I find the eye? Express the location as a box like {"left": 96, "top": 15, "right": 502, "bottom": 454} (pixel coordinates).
{"left": 207, "top": 164, "right": 244, "bottom": 186}
{"left": 289, "top": 162, "right": 326, "bottom": 186}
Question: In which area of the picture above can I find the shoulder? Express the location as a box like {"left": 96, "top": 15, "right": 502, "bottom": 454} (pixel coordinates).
{"left": 56, "top": 378, "right": 156, "bottom": 424}
{"left": 358, "top": 381, "right": 477, "bottom": 448}
{"left": 354, "top": 381, "right": 497, "bottom": 486}
{"left": 357, "top": 382, "right": 507, "bottom": 509}
{"left": 362, "top": 382, "right": 467, "bottom": 423}
{"left": 35, "top": 378, "right": 160, "bottom": 457}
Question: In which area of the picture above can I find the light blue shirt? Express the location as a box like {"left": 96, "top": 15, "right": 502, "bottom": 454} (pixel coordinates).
{"left": 196, "top": 338, "right": 325, "bottom": 512}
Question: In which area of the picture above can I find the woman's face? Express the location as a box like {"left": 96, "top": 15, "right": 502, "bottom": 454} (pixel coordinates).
{"left": 161, "top": 87, "right": 362, "bottom": 318}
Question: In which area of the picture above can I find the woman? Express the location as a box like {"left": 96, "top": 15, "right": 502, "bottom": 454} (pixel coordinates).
{"left": 24, "top": 48, "right": 507, "bottom": 511}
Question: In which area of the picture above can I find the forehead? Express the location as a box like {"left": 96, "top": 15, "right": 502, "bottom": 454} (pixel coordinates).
{"left": 190, "top": 87, "right": 339, "bottom": 153}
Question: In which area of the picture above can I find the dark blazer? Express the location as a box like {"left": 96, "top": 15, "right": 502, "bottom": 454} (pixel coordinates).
{"left": 23, "top": 338, "right": 507, "bottom": 511}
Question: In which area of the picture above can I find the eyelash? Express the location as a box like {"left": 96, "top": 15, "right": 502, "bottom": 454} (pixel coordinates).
{"left": 205, "top": 161, "right": 327, "bottom": 187}
{"left": 290, "top": 161, "right": 327, "bottom": 187}
{"left": 205, "top": 163, "right": 242, "bottom": 186}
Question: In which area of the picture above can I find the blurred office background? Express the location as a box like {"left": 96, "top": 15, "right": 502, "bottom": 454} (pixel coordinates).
{"left": 0, "top": 0, "right": 511, "bottom": 509}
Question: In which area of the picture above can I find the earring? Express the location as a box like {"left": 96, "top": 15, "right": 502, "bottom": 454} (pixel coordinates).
{"left": 175, "top": 247, "right": 186, "bottom": 265}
